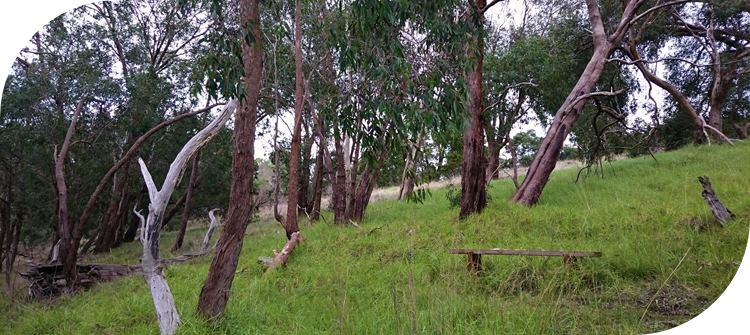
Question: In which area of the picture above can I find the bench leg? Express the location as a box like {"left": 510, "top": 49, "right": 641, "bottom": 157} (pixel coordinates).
{"left": 562, "top": 256, "right": 578, "bottom": 265}
{"left": 467, "top": 253, "right": 482, "bottom": 274}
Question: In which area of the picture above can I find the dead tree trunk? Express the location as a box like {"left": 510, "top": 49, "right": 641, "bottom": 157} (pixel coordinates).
{"left": 259, "top": 232, "right": 301, "bottom": 269}
{"left": 698, "top": 176, "right": 735, "bottom": 226}
{"left": 136, "top": 100, "right": 237, "bottom": 335}
{"left": 172, "top": 152, "right": 201, "bottom": 251}
{"left": 201, "top": 209, "right": 221, "bottom": 252}
{"left": 55, "top": 99, "right": 86, "bottom": 290}
{"left": 196, "top": 0, "right": 262, "bottom": 320}
{"left": 460, "top": 0, "right": 488, "bottom": 219}
{"left": 513, "top": 0, "right": 652, "bottom": 206}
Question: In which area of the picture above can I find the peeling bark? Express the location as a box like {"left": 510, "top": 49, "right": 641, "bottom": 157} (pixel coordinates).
{"left": 196, "top": 0, "right": 262, "bottom": 320}
{"left": 136, "top": 100, "right": 236, "bottom": 335}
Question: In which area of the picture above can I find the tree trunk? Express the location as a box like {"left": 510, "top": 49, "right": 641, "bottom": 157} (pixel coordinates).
{"left": 513, "top": 0, "right": 643, "bottom": 206}
{"left": 162, "top": 190, "right": 189, "bottom": 230}
{"left": 136, "top": 100, "right": 237, "bottom": 335}
{"left": 196, "top": 0, "right": 261, "bottom": 319}
{"left": 201, "top": 209, "right": 221, "bottom": 252}
{"left": 172, "top": 152, "right": 201, "bottom": 251}
{"left": 310, "top": 143, "right": 324, "bottom": 221}
{"left": 298, "top": 119, "right": 313, "bottom": 215}
{"left": 95, "top": 166, "right": 130, "bottom": 252}
{"left": 459, "top": 1, "right": 487, "bottom": 219}
{"left": 399, "top": 131, "right": 422, "bottom": 201}
{"left": 55, "top": 99, "right": 86, "bottom": 290}
{"left": 332, "top": 135, "right": 348, "bottom": 224}
{"left": 698, "top": 176, "right": 735, "bottom": 226}
{"left": 283, "top": 0, "right": 304, "bottom": 239}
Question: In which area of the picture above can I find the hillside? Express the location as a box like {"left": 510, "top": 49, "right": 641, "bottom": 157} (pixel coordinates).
{"left": 2, "top": 142, "right": 749, "bottom": 334}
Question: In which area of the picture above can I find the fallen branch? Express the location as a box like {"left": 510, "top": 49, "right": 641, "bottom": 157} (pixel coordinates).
{"left": 258, "top": 232, "right": 301, "bottom": 269}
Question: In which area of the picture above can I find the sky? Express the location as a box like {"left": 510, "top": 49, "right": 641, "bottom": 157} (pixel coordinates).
{"left": 0, "top": 2, "right": 749, "bottom": 333}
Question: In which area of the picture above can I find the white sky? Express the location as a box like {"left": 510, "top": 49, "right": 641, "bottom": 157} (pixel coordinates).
{"left": 1, "top": 3, "right": 749, "bottom": 332}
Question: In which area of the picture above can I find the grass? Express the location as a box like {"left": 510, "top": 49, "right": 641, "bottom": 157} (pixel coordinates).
{"left": 2, "top": 142, "right": 749, "bottom": 334}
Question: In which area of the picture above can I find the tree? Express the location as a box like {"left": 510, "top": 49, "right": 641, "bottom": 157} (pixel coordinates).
{"left": 512, "top": 0, "right": 686, "bottom": 206}
{"left": 197, "top": 0, "right": 263, "bottom": 319}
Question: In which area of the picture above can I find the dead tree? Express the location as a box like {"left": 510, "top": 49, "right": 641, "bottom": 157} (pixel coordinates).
{"left": 135, "top": 100, "right": 236, "bottom": 335}
{"left": 201, "top": 209, "right": 221, "bottom": 252}
{"left": 258, "top": 232, "right": 301, "bottom": 269}
{"left": 698, "top": 176, "right": 735, "bottom": 226}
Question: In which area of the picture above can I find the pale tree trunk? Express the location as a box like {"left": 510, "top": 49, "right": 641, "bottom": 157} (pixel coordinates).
{"left": 284, "top": 0, "right": 304, "bottom": 239}
{"left": 172, "top": 152, "right": 201, "bottom": 251}
{"left": 460, "top": 0, "right": 488, "bottom": 219}
{"left": 513, "top": 0, "right": 652, "bottom": 206}
{"left": 201, "top": 208, "right": 221, "bottom": 252}
{"left": 54, "top": 99, "right": 86, "bottom": 290}
{"left": 197, "top": 0, "right": 262, "bottom": 319}
{"left": 136, "top": 100, "right": 237, "bottom": 335}
{"left": 66, "top": 103, "right": 218, "bottom": 284}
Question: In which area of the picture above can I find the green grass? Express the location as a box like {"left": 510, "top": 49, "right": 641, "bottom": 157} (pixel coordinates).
{"left": 2, "top": 142, "right": 749, "bottom": 334}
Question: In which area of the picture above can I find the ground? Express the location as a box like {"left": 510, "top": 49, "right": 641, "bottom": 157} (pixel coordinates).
{"left": 1, "top": 142, "right": 748, "bottom": 334}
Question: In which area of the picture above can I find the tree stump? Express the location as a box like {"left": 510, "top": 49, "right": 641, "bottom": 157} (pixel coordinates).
{"left": 698, "top": 176, "right": 735, "bottom": 226}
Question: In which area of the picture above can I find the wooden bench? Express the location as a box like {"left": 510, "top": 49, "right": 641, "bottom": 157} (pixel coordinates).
{"left": 449, "top": 248, "right": 602, "bottom": 273}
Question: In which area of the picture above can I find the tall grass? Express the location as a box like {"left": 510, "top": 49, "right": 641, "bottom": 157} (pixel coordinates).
{"left": 2, "top": 142, "right": 748, "bottom": 334}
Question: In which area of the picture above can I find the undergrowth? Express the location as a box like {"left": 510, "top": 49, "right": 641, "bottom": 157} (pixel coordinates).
{"left": 1, "top": 142, "right": 748, "bottom": 334}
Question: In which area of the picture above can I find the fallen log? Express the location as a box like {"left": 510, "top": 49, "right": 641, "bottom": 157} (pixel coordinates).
{"left": 21, "top": 252, "right": 210, "bottom": 299}
{"left": 258, "top": 232, "right": 301, "bottom": 269}
{"left": 698, "top": 176, "right": 735, "bottom": 226}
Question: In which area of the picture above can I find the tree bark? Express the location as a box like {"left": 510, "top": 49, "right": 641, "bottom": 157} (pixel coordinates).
{"left": 94, "top": 165, "right": 130, "bottom": 252}
{"left": 332, "top": 134, "right": 348, "bottom": 224}
{"left": 172, "top": 152, "right": 201, "bottom": 251}
{"left": 399, "top": 131, "right": 423, "bottom": 201}
{"left": 460, "top": 0, "right": 488, "bottom": 219}
{"left": 136, "top": 100, "right": 237, "bottom": 335}
{"left": 512, "top": 0, "right": 645, "bottom": 206}
{"left": 310, "top": 140, "right": 324, "bottom": 221}
{"left": 55, "top": 99, "right": 86, "bottom": 290}
{"left": 196, "top": 0, "right": 262, "bottom": 319}
{"left": 284, "top": 0, "right": 304, "bottom": 239}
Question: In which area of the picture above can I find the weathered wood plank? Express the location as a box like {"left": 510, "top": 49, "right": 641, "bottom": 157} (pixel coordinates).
{"left": 449, "top": 249, "right": 601, "bottom": 258}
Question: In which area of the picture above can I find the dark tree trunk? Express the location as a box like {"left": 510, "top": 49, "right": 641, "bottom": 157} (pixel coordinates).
{"left": 94, "top": 166, "right": 130, "bottom": 253}
{"left": 310, "top": 143, "right": 324, "bottom": 221}
{"left": 197, "top": 0, "right": 261, "bottom": 319}
{"left": 298, "top": 120, "right": 313, "bottom": 215}
{"left": 172, "top": 152, "right": 201, "bottom": 251}
{"left": 513, "top": 0, "right": 643, "bottom": 206}
{"left": 162, "top": 190, "right": 189, "bottom": 230}
{"left": 283, "top": 0, "right": 304, "bottom": 239}
{"left": 459, "top": 0, "right": 488, "bottom": 220}
{"left": 56, "top": 99, "right": 85, "bottom": 290}
{"left": 333, "top": 135, "right": 348, "bottom": 224}
{"left": 351, "top": 151, "right": 385, "bottom": 222}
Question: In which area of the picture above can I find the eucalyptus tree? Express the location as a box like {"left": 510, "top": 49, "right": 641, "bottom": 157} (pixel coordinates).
{"left": 512, "top": 0, "right": 696, "bottom": 206}
{"left": 197, "top": 0, "right": 263, "bottom": 319}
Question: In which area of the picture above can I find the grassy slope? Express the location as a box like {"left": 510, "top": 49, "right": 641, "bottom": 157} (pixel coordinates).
{"left": 2, "top": 143, "right": 748, "bottom": 334}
